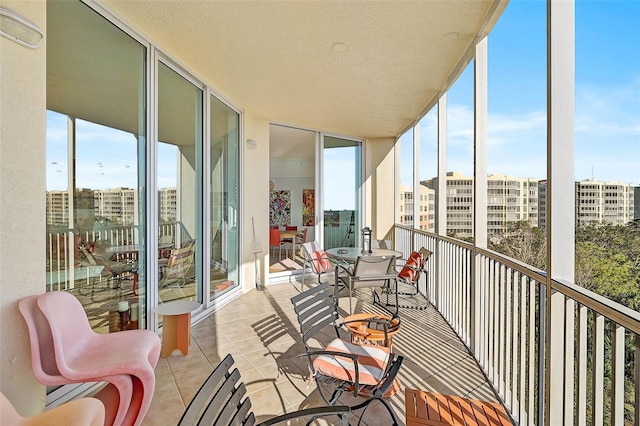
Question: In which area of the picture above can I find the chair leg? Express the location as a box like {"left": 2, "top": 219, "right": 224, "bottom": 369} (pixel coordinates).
{"left": 301, "top": 261, "right": 307, "bottom": 289}
{"left": 353, "top": 397, "right": 400, "bottom": 426}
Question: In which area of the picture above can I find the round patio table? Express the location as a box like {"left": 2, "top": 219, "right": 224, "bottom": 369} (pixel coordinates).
{"left": 325, "top": 247, "right": 402, "bottom": 263}
{"left": 342, "top": 312, "right": 401, "bottom": 349}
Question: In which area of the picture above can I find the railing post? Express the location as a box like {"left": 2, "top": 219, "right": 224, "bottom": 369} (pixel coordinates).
{"left": 538, "top": 284, "right": 546, "bottom": 425}
{"left": 470, "top": 249, "right": 478, "bottom": 356}
{"left": 635, "top": 335, "right": 640, "bottom": 426}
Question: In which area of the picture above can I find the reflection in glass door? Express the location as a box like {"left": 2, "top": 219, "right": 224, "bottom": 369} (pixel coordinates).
{"left": 45, "top": 0, "right": 147, "bottom": 333}
{"left": 209, "top": 95, "right": 239, "bottom": 299}
{"left": 322, "top": 136, "right": 361, "bottom": 249}
{"left": 157, "top": 61, "right": 203, "bottom": 305}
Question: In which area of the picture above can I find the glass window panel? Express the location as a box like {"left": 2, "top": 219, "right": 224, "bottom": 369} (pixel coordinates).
{"left": 323, "top": 136, "right": 361, "bottom": 249}
{"left": 418, "top": 107, "right": 438, "bottom": 233}
{"left": 46, "top": 0, "right": 146, "bottom": 333}
{"left": 446, "top": 61, "right": 475, "bottom": 241}
{"left": 487, "top": 0, "right": 546, "bottom": 266}
{"left": 268, "top": 125, "right": 316, "bottom": 274}
{"left": 157, "top": 62, "right": 203, "bottom": 305}
{"left": 396, "top": 129, "right": 414, "bottom": 227}
{"left": 209, "top": 95, "right": 239, "bottom": 299}
{"left": 574, "top": 1, "right": 639, "bottom": 316}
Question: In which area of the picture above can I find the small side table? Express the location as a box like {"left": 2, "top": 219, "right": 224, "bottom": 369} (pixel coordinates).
{"left": 155, "top": 300, "right": 200, "bottom": 358}
{"left": 342, "top": 313, "right": 401, "bottom": 348}
{"left": 404, "top": 388, "right": 512, "bottom": 426}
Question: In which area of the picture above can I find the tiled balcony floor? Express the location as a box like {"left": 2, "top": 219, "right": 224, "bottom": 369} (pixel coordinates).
{"left": 142, "top": 278, "right": 505, "bottom": 425}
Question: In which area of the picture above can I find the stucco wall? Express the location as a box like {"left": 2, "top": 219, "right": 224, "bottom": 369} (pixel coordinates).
{"left": 0, "top": 0, "right": 47, "bottom": 415}
{"left": 365, "top": 138, "right": 395, "bottom": 240}
{"left": 242, "top": 113, "right": 270, "bottom": 291}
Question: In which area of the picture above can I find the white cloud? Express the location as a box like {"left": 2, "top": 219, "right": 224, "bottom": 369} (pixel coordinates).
{"left": 407, "top": 78, "right": 638, "bottom": 185}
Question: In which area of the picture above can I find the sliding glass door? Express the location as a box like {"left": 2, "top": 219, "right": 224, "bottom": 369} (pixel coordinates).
{"left": 157, "top": 61, "right": 203, "bottom": 305}
{"left": 209, "top": 96, "right": 239, "bottom": 298}
{"left": 46, "top": 0, "right": 147, "bottom": 332}
{"left": 322, "top": 136, "right": 362, "bottom": 249}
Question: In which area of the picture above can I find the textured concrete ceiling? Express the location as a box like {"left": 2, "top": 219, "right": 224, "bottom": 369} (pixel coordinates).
{"left": 102, "top": 0, "right": 507, "bottom": 139}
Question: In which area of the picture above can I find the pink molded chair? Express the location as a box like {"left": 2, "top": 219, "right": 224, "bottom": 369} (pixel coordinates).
{"left": 36, "top": 291, "right": 161, "bottom": 426}
{"left": 1, "top": 392, "right": 105, "bottom": 426}
{"left": 18, "top": 295, "right": 132, "bottom": 426}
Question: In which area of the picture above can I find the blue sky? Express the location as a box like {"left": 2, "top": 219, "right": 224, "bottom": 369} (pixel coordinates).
{"left": 403, "top": 0, "right": 639, "bottom": 187}
{"left": 48, "top": 1, "right": 639, "bottom": 196}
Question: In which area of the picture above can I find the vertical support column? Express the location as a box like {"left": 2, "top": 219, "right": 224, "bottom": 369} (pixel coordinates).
{"left": 67, "top": 116, "right": 77, "bottom": 288}
{"left": 635, "top": 335, "right": 640, "bottom": 426}
{"left": 413, "top": 122, "right": 420, "bottom": 242}
{"left": 148, "top": 46, "right": 160, "bottom": 331}
{"left": 546, "top": 1, "right": 575, "bottom": 424}
{"left": 473, "top": 36, "right": 488, "bottom": 354}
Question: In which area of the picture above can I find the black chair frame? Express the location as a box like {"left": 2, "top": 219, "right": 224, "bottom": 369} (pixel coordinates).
{"left": 179, "top": 353, "right": 350, "bottom": 426}
{"left": 290, "top": 282, "right": 403, "bottom": 425}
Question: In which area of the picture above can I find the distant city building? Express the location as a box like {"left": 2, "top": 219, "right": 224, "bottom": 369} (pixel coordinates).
{"left": 46, "top": 188, "right": 95, "bottom": 228}
{"left": 574, "top": 179, "right": 635, "bottom": 226}
{"left": 46, "top": 190, "right": 69, "bottom": 226}
{"left": 635, "top": 187, "right": 640, "bottom": 221}
{"left": 47, "top": 187, "right": 178, "bottom": 230}
{"left": 538, "top": 180, "right": 547, "bottom": 231}
{"left": 159, "top": 188, "right": 177, "bottom": 223}
{"left": 421, "top": 172, "right": 539, "bottom": 239}
{"left": 396, "top": 183, "right": 435, "bottom": 232}
{"left": 93, "top": 187, "right": 137, "bottom": 226}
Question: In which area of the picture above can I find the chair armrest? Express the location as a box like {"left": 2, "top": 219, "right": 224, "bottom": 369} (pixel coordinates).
{"left": 396, "top": 261, "right": 421, "bottom": 272}
{"left": 375, "top": 355, "right": 404, "bottom": 397}
{"left": 351, "top": 273, "right": 397, "bottom": 282}
{"left": 334, "top": 262, "right": 354, "bottom": 275}
{"left": 257, "top": 405, "right": 350, "bottom": 425}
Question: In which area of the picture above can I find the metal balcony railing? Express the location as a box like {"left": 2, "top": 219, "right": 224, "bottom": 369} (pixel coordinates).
{"left": 394, "top": 224, "right": 639, "bottom": 426}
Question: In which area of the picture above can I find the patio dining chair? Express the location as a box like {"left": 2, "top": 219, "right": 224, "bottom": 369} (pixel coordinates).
{"left": 301, "top": 241, "right": 350, "bottom": 292}
{"left": 335, "top": 255, "right": 398, "bottom": 315}
{"left": 290, "top": 282, "right": 403, "bottom": 425}
{"left": 387, "top": 247, "right": 432, "bottom": 310}
{"left": 371, "top": 239, "right": 392, "bottom": 249}
{"left": 78, "top": 245, "right": 137, "bottom": 292}
{"left": 301, "top": 241, "right": 332, "bottom": 283}
{"left": 158, "top": 239, "right": 196, "bottom": 289}
{"left": 178, "top": 353, "right": 350, "bottom": 425}
{"left": 294, "top": 227, "right": 308, "bottom": 257}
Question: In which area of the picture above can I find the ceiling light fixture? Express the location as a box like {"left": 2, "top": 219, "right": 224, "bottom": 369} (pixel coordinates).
{"left": 0, "top": 7, "right": 43, "bottom": 48}
{"left": 332, "top": 42, "right": 346, "bottom": 52}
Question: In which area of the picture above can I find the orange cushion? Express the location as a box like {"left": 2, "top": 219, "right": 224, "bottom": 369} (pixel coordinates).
{"left": 398, "top": 257, "right": 419, "bottom": 282}
{"left": 311, "top": 250, "right": 332, "bottom": 273}
{"left": 312, "top": 338, "right": 390, "bottom": 386}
